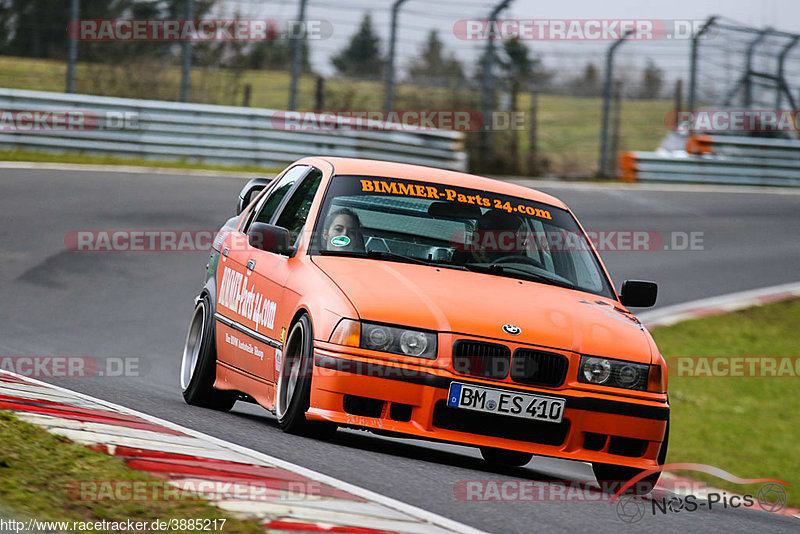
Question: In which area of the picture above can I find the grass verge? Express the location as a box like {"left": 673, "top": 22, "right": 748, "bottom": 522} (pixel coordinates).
{"left": 0, "top": 56, "right": 672, "bottom": 176}
{"left": 0, "top": 411, "right": 263, "bottom": 533}
{"left": 0, "top": 149, "right": 281, "bottom": 175}
{"left": 651, "top": 298, "right": 800, "bottom": 507}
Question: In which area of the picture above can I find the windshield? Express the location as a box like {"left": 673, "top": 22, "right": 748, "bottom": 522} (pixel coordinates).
{"left": 310, "top": 175, "right": 615, "bottom": 299}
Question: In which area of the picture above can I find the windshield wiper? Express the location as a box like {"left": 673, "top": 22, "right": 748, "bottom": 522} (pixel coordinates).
{"left": 319, "top": 249, "right": 467, "bottom": 270}
{"left": 463, "top": 263, "right": 575, "bottom": 289}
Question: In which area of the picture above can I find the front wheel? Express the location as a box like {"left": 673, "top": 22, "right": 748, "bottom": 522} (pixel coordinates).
{"left": 180, "top": 295, "right": 236, "bottom": 411}
{"left": 480, "top": 447, "right": 534, "bottom": 467}
{"left": 275, "top": 314, "right": 336, "bottom": 437}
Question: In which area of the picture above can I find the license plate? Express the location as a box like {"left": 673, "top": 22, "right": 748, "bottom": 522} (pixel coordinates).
{"left": 447, "top": 382, "right": 565, "bottom": 423}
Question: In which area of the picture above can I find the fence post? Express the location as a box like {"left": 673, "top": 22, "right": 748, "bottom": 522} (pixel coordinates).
{"left": 526, "top": 88, "right": 538, "bottom": 176}
{"left": 383, "top": 0, "right": 409, "bottom": 113}
{"left": 180, "top": 0, "right": 194, "bottom": 102}
{"left": 608, "top": 80, "right": 623, "bottom": 179}
{"left": 688, "top": 16, "right": 716, "bottom": 119}
{"left": 674, "top": 78, "right": 683, "bottom": 112}
{"left": 288, "top": 0, "right": 308, "bottom": 111}
{"left": 478, "top": 0, "right": 513, "bottom": 172}
{"left": 314, "top": 76, "right": 325, "bottom": 111}
{"left": 66, "top": 0, "right": 79, "bottom": 93}
{"left": 743, "top": 30, "right": 768, "bottom": 107}
{"left": 775, "top": 36, "right": 799, "bottom": 110}
{"left": 598, "top": 30, "right": 631, "bottom": 178}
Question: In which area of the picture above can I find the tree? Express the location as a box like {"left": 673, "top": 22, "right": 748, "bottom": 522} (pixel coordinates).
{"left": 582, "top": 62, "right": 599, "bottom": 85}
{"left": 406, "top": 30, "right": 464, "bottom": 86}
{"left": 639, "top": 58, "right": 663, "bottom": 99}
{"left": 331, "top": 13, "right": 383, "bottom": 78}
{"left": 497, "top": 39, "right": 547, "bottom": 174}
{"left": 242, "top": 39, "right": 312, "bottom": 71}
{"left": 0, "top": 0, "right": 128, "bottom": 59}
{"left": 0, "top": 0, "right": 216, "bottom": 61}
{"left": 95, "top": 0, "right": 217, "bottom": 63}
{"left": 568, "top": 62, "right": 601, "bottom": 97}
{"left": 473, "top": 38, "right": 549, "bottom": 91}
{"left": 500, "top": 39, "right": 551, "bottom": 89}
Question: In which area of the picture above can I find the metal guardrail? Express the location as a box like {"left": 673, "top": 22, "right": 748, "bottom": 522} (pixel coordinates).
{"left": 688, "top": 134, "right": 800, "bottom": 160}
{"left": 0, "top": 89, "right": 467, "bottom": 171}
{"left": 619, "top": 134, "right": 800, "bottom": 187}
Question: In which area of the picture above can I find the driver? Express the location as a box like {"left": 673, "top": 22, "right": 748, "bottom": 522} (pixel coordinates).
{"left": 469, "top": 209, "right": 525, "bottom": 263}
{"left": 321, "top": 207, "right": 365, "bottom": 252}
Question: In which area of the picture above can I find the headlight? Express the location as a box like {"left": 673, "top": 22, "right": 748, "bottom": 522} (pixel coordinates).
{"left": 365, "top": 324, "right": 393, "bottom": 350}
{"left": 329, "top": 320, "right": 437, "bottom": 359}
{"left": 399, "top": 330, "right": 429, "bottom": 357}
{"left": 579, "top": 356, "right": 649, "bottom": 390}
{"left": 582, "top": 357, "right": 611, "bottom": 384}
{"left": 362, "top": 323, "right": 437, "bottom": 359}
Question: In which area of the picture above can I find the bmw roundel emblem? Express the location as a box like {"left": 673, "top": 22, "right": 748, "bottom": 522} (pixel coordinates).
{"left": 502, "top": 324, "right": 521, "bottom": 335}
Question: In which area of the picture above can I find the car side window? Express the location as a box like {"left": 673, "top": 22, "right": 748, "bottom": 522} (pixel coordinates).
{"left": 275, "top": 168, "right": 324, "bottom": 245}
{"left": 251, "top": 165, "right": 310, "bottom": 227}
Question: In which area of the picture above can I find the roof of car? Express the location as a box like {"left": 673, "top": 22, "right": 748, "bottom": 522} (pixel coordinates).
{"left": 299, "top": 156, "right": 568, "bottom": 210}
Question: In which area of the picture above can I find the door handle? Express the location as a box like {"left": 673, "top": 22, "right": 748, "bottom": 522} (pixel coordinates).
{"left": 246, "top": 259, "right": 256, "bottom": 271}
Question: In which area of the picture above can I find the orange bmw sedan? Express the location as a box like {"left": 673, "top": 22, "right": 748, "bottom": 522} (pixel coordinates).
{"left": 180, "top": 157, "right": 669, "bottom": 488}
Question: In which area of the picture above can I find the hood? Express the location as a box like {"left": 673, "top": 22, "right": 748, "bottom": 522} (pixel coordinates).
{"left": 312, "top": 256, "right": 652, "bottom": 363}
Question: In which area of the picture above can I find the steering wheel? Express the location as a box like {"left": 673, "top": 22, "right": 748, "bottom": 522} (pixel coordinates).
{"left": 489, "top": 255, "right": 542, "bottom": 267}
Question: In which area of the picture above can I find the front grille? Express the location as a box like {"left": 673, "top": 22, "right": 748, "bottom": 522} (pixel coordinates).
{"left": 452, "top": 340, "right": 511, "bottom": 379}
{"left": 510, "top": 349, "right": 569, "bottom": 387}
{"left": 433, "top": 401, "right": 569, "bottom": 446}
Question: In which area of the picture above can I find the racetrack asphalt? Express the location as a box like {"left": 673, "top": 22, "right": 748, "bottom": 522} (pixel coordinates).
{"left": 0, "top": 167, "right": 797, "bottom": 533}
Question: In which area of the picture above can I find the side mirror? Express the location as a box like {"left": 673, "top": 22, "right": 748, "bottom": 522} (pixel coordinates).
{"left": 248, "top": 222, "right": 291, "bottom": 254}
{"left": 619, "top": 280, "right": 658, "bottom": 307}
{"left": 236, "top": 177, "right": 272, "bottom": 215}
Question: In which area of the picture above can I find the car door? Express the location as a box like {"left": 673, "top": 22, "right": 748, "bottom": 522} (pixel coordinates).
{"left": 247, "top": 166, "right": 324, "bottom": 384}
{"left": 215, "top": 165, "right": 311, "bottom": 378}
{"left": 217, "top": 165, "right": 324, "bottom": 385}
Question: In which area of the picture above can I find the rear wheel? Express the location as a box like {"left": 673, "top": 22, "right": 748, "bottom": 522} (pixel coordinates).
{"left": 275, "top": 314, "right": 336, "bottom": 437}
{"left": 480, "top": 447, "right": 534, "bottom": 467}
{"left": 592, "top": 419, "right": 670, "bottom": 495}
{"left": 180, "top": 296, "right": 236, "bottom": 411}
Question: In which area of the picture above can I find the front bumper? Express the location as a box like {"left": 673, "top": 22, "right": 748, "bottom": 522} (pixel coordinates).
{"left": 308, "top": 346, "right": 669, "bottom": 469}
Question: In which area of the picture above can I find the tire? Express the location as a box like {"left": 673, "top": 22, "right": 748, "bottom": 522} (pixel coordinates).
{"left": 480, "top": 447, "right": 534, "bottom": 467}
{"left": 275, "top": 314, "right": 336, "bottom": 437}
{"left": 180, "top": 295, "right": 237, "bottom": 411}
{"left": 592, "top": 418, "right": 670, "bottom": 495}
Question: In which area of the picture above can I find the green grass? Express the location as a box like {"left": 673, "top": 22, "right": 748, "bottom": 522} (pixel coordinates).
{"left": 519, "top": 94, "right": 671, "bottom": 176}
{"left": 0, "top": 148, "right": 281, "bottom": 175}
{"left": 0, "top": 56, "right": 68, "bottom": 92}
{"left": 0, "top": 55, "right": 672, "bottom": 176}
{"left": 0, "top": 411, "right": 263, "bottom": 533}
{"left": 651, "top": 299, "right": 800, "bottom": 506}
